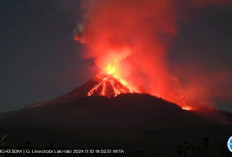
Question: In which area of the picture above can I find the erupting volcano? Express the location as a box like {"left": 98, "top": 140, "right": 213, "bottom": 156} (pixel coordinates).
{"left": 71, "top": 0, "right": 232, "bottom": 113}
{"left": 87, "top": 73, "right": 138, "bottom": 98}
{"left": 72, "top": 0, "right": 201, "bottom": 112}
{"left": 87, "top": 65, "right": 139, "bottom": 98}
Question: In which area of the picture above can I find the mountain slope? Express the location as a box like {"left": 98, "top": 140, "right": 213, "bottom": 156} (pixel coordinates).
{"left": 25, "top": 73, "right": 138, "bottom": 109}
{"left": 0, "top": 73, "right": 232, "bottom": 152}
{"left": 0, "top": 94, "right": 232, "bottom": 149}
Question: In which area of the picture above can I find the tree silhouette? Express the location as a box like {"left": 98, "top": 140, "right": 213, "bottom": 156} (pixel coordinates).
{"left": 176, "top": 144, "right": 186, "bottom": 157}
{"left": 0, "top": 134, "right": 9, "bottom": 148}
{"left": 201, "top": 137, "right": 211, "bottom": 157}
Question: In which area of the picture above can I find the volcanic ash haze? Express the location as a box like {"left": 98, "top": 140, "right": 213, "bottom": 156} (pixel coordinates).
{"left": 73, "top": 0, "right": 232, "bottom": 110}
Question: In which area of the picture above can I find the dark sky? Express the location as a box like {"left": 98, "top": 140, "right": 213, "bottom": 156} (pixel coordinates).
{"left": 0, "top": 0, "right": 232, "bottom": 112}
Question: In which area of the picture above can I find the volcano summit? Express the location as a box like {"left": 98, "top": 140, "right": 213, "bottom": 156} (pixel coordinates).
{"left": 25, "top": 73, "right": 139, "bottom": 109}
{"left": 87, "top": 73, "right": 138, "bottom": 97}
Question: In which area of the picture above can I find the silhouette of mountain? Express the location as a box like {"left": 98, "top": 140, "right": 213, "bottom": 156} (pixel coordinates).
{"left": 0, "top": 76, "right": 231, "bottom": 153}
{"left": 25, "top": 73, "right": 138, "bottom": 109}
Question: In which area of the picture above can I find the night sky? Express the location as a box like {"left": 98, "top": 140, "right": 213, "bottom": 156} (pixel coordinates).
{"left": 0, "top": 0, "right": 232, "bottom": 112}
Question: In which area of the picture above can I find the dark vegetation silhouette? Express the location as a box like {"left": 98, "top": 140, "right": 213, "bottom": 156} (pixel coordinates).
{"left": 0, "top": 135, "right": 231, "bottom": 156}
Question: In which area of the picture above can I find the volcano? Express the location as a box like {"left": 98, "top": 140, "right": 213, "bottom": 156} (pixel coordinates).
{"left": 26, "top": 73, "right": 139, "bottom": 109}
{"left": 0, "top": 74, "right": 232, "bottom": 155}
{"left": 87, "top": 73, "right": 138, "bottom": 97}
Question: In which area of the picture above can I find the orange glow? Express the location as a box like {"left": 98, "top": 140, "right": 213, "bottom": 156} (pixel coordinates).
{"left": 77, "top": 0, "right": 196, "bottom": 111}
{"left": 87, "top": 63, "right": 140, "bottom": 97}
{"left": 87, "top": 71, "right": 139, "bottom": 98}
{"left": 75, "top": 0, "right": 232, "bottom": 111}
{"left": 104, "top": 64, "right": 130, "bottom": 87}
{"left": 182, "top": 106, "right": 193, "bottom": 111}
{"left": 105, "top": 64, "right": 116, "bottom": 75}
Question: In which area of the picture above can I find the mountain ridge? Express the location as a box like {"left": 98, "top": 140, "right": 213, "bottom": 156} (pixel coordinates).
{"left": 0, "top": 79, "right": 231, "bottom": 151}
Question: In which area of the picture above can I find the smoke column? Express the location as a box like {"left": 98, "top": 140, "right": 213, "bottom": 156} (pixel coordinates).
{"left": 74, "top": 0, "right": 232, "bottom": 110}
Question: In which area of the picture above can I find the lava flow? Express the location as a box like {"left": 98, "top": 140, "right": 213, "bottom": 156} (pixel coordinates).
{"left": 87, "top": 65, "right": 139, "bottom": 98}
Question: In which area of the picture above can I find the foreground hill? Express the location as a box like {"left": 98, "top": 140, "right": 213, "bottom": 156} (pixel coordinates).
{"left": 0, "top": 94, "right": 231, "bottom": 155}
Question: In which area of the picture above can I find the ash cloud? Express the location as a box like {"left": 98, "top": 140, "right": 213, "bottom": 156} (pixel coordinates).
{"left": 73, "top": 0, "right": 232, "bottom": 110}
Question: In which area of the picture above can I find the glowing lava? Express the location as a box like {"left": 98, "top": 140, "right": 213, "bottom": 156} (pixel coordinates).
{"left": 87, "top": 65, "right": 139, "bottom": 97}
{"left": 181, "top": 105, "right": 193, "bottom": 111}
{"left": 86, "top": 64, "right": 194, "bottom": 110}
{"left": 73, "top": 0, "right": 232, "bottom": 112}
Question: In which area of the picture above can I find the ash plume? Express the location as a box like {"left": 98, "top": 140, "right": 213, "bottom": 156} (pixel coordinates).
{"left": 72, "top": 0, "right": 232, "bottom": 110}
